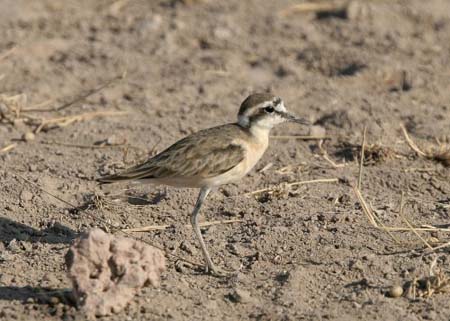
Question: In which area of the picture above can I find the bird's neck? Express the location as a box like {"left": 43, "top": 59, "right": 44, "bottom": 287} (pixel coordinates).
{"left": 246, "top": 122, "right": 272, "bottom": 145}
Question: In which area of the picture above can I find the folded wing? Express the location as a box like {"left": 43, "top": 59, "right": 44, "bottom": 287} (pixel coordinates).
{"left": 98, "top": 125, "right": 245, "bottom": 183}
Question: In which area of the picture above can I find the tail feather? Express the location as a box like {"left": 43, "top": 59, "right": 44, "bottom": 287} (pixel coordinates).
{"left": 97, "top": 168, "right": 154, "bottom": 184}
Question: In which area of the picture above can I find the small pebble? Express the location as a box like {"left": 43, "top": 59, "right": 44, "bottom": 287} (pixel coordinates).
{"left": 7, "top": 239, "right": 20, "bottom": 252}
{"left": 388, "top": 285, "right": 403, "bottom": 298}
{"left": 23, "top": 132, "right": 35, "bottom": 142}
{"left": 20, "top": 190, "right": 33, "bottom": 203}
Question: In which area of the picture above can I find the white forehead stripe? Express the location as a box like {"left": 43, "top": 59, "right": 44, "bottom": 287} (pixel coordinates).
{"left": 275, "top": 101, "right": 286, "bottom": 112}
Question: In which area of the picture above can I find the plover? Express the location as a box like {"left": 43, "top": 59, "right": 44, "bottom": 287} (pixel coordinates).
{"left": 99, "top": 93, "right": 309, "bottom": 276}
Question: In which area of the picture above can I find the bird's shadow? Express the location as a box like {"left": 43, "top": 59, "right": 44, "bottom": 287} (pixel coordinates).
{"left": 0, "top": 286, "right": 74, "bottom": 305}
{"left": 0, "top": 216, "right": 76, "bottom": 244}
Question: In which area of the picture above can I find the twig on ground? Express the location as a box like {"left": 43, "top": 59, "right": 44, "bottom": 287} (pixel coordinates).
{"left": 40, "top": 140, "right": 128, "bottom": 149}
{"left": 34, "top": 110, "right": 127, "bottom": 133}
{"left": 271, "top": 135, "right": 331, "bottom": 140}
{"left": 401, "top": 124, "right": 450, "bottom": 166}
{"left": 0, "top": 143, "right": 17, "bottom": 153}
{"left": 279, "top": 1, "right": 347, "bottom": 17}
{"left": 318, "top": 139, "right": 346, "bottom": 168}
{"left": 398, "top": 192, "right": 434, "bottom": 251}
{"left": 0, "top": 46, "right": 16, "bottom": 61}
{"left": 245, "top": 178, "right": 339, "bottom": 197}
{"left": 358, "top": 126, "right": 367, "bottom": 190}
{"left": 122, "top": 219, "right": 243, "bottom": 232}
{"left": 24, "top": 73, "right": 125, "bottom": 113}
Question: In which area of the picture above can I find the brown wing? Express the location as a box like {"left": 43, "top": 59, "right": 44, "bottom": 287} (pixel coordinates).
{"left": 98, "top": 124, "right": 246, "bottom": 183}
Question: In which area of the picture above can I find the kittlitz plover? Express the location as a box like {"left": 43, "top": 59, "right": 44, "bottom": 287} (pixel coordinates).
{"left": 99, "top": 93, "right": 309, "bottom": 276}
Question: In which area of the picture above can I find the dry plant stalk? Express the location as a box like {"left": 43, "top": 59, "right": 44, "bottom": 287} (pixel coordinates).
{"left": 0, "top": 143, "right": 17, "bottom": 153}
{"left": 279, "top": 1, "right": 348, "bottom": 17}
{"left": 122, "top": 219, "right": 243, "bottom": 232}
{"left": 404, "top": 259, "right": 450, "bottom": 298}
{"left": 271, "top": 135, "right": 331, "bottom": 140}
{"left": 358, "top": 126, "right": 367, "bottom": 189}
{"left": 0, "top": 93, "right": 27, "bottom": 121}
{"left": 0, "top": 46, "right": 16, "bottom": 61}
{"left": 318, "top": 139, "right": 346, "bottom": 168}
{"left": 401, "top": 124, "right": 450, "bottom": 167}
{"left": 245, "top": 178, "right": 339, "bottom": 197}
{"left": 353, "top": 186, "right": 450, "bottom": 250}
{"left": 33, "top": 110, "right": 127, "bottom": 133}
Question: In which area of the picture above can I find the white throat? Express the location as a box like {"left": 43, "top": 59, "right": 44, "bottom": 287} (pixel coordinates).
{"left": 248, "top": 121, "right": 272, "bottom": 143}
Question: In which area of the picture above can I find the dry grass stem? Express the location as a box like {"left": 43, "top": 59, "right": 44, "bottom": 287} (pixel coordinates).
{"left": 122, "top": 219, "right": 243, "bottom": 232}
{"left": 245, "top": 178, "right": 339, "bottom": 197}
{"left": 318, "top": 140, "right": 346, "bottom": 168}
{"left": 405, "top": 261, "right": 450, "bottom": 298}
{"left": 258, "top": 162, "right": 273, "bottom": 173}
{"left": 358, "top": 126, "right": 367, "bottom": 190}
{"left": 398, "top": 192, "right": 434, "bottom": 251}
{"left": 41, "top": 140, "right": 128, "bottom": 149}
{"left": 21, "top": 99, "right": 55, "bottom": 112}
{"left": 0, "top": 46, "right": 16, "bottom": 61}
{"left": 34, "top": 110, "right": 128, "bottom": 133}
{"left": 0, "top": 93, "right": 27, "bottom": 120}
{"left": 0, "top": 143, "right": 17, "bottom": 153}
{"left": 38, "top": 74, "right": 125, "bottom": 113}
{"left": 401, "top": 124, "right": 450, "bottom": 166}
{"left": 354, "top": 187, "right": 450, "bottom": 251}
{"left": 353, "top": 186, "right": 400, "bottom": 243}
{"left": 271, "top": 135, "right": 331, "bottom": 140}
{"left": 279, "top": 1, "right": 347, "bottom": 17}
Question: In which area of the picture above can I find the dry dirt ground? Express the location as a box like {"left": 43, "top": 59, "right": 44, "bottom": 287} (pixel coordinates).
{"left": 1, "top": 0, "right": 450, "bottom": 320}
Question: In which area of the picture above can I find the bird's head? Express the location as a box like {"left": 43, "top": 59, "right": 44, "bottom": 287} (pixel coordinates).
{"left": 237, "top": 93, "right": 309, "bottom": 130}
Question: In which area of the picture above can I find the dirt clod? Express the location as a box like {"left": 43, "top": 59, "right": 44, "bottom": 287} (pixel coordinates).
{"left": 22, "top": 132, "right": 35, "bottom": 142}
{"left": 387, "top": 285, "right": 404, "bottom": 298}
{"left": 65, "top": 229, "right": 165, "bottom": 318}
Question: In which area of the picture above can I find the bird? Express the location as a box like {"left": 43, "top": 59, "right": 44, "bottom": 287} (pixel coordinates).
{"left": 98, "top": 93, "right": 310, "bottom": 276}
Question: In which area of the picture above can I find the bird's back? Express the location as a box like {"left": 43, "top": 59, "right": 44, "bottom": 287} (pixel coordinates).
{"left": 98, "top": 123, "right": 256, "bottom": 186}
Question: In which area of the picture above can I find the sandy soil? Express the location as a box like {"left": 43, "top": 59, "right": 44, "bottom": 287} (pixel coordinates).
{"left": 1, "top": 0, "right": 450, "bottom": 320}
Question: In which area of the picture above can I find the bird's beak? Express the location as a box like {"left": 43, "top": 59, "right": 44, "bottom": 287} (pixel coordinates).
{"left": 280, "top": 112, "right": 310, "bottom": 126}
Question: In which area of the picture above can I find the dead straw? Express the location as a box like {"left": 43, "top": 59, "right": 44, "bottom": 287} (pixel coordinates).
{"left": 317, "top": 140, "right": 346, "bottom": 168}
{"left": 358, "top": 126, "right": 367, "bottom": 190}
{"left": 40, "top": 140, "right": 127, "bottom": 149}
{"left": 401, "top": 124, "right": 450, "bottom": 166}
{"left": 0, "top": 46, "right": 16, "bottom": 61}
{"left": 353, "top": 186, "right": 450, "bottom": 233}
{"left": 245, "top": 178, "right": 339, "bottom": 197}
{"left": 34, "top": 110, "right": 127, "bottom": 133}
{"left": 25, "top": 73, "right": 125, "bottom": 113}
{"left": 279, "top": 1, "right": 347, "bottom": 17}
{"left": 0, "top": 143, "right": 17, "bottom": 153}
{"left": 398, "top": 192, "right": 434, "bottom": 250}
{"left": 271, "top": 135, "right": 331, "bottom": 140}
{"left": 122, "top": 219, "right": 243, "bottom": 232}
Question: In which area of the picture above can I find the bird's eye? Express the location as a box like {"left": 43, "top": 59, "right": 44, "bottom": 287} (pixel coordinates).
{"left": 264, "top": 106, "right": 275, "bottom": 113}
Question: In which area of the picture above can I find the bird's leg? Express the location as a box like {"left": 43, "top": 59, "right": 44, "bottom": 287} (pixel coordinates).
{"left": 190, "top": 187, "right": 215, "bottom": 272}
{"left": 190, "top": 187, "right": 221, "bottom": 275}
